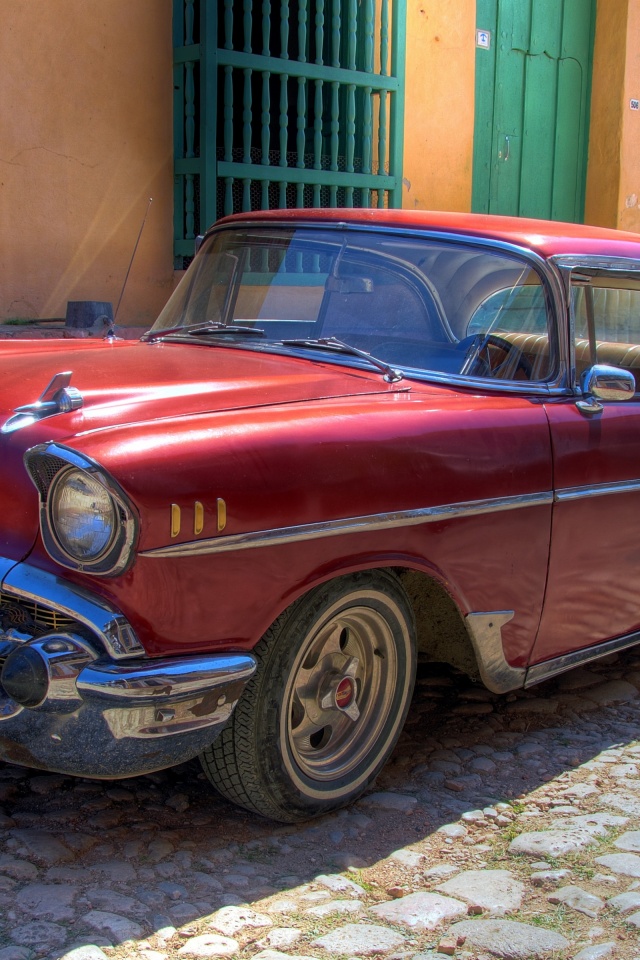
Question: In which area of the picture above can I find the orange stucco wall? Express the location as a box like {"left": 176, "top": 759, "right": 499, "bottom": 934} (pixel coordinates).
{"left": 0, "top": 1, "right": 174, "bottom": 326}
{"left": 5, "top": 0, "right": 638, "bottom": 334}
{"left": 402, "top": 0, "right": 476, "bottom": 212}
{"left": 618, "top": 0, "right": 640, "bottom": 231}
{"left": 585, "top": 0, "right": 640, "bottom": 232}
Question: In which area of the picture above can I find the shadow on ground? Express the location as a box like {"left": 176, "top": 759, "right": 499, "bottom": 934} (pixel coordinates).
{"left": 0, "top": 649, "right": 638, "bottom": 954}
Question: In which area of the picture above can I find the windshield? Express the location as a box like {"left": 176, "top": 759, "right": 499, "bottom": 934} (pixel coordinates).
{"left": 151, "top": 226, "right": 554, "bottom": 382}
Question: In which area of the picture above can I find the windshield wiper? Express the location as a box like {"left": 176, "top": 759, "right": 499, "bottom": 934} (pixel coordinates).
{"left": 282, "top": 336, "right": 403, "bottom": 383}
{"left": 142, "top": 322, "right": 264, "bottom": 343}
{"left": 187, "top": 323, "right": 265, "bottom": 337}
{"left": 141, "top": 324, "right": 194, "bottom": 342}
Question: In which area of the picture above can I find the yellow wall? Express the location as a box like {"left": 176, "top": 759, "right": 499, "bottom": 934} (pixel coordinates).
{"left": 584, "top": 0, "right": 640, "bottom": 232}
{"left": 584, "top": 0, "right": 628, "bottom": 227}
{"left": 0, "top": 1, "right": 174, "bottom": 326}
{"left": 402, "top": 0, "right": 476, "bottom": 212}
{"left": 403, "top": 0, "right": 640, "bottom": 233}
{"left": 5, "top": 0, "right": 639, "bottom": 332}
{"left": 618, "top": 0, "right": 640, "bottom": 231}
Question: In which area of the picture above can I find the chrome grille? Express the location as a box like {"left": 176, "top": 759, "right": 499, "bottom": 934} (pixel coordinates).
{"left": 0, "top": 592, "right": 76, "bottom": 634}
{"left": 24, "top": 453, "right": 68, "bottom": 498}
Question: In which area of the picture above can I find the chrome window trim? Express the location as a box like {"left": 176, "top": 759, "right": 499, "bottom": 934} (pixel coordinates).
{"left": 140, "top": 491, "right": 555, "bottom": 559}
{"left": 553, "top": 255, "right": 640, "bottom": 395}
{"left": 162, "top": 335, "right": 568, "bottom": 397}
{"left": 166, "top": 220, "right": 570, "bottom": 395}
{"left": 553, "top": 255, "right": 640, "bottom": 274}
{"left": 368, "top": 367, "right": 565, "bottom": 397}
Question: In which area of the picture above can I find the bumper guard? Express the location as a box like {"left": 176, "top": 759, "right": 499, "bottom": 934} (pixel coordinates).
{"left": 0, "top": 559, "right": 256, "bottom": 778}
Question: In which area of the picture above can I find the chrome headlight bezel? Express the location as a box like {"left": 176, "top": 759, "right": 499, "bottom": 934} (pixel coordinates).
{"left": 24, "top": 444, "right": 139, "bottom": 577}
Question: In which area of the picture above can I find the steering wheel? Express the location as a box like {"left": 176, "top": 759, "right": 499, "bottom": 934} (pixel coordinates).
{"left": 457, "top": 333, "right": 533, "bottom": 380}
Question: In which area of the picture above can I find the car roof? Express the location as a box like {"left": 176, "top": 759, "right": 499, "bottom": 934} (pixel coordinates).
{"left": 216, "top": 208, "right": 640, "bottom": 262}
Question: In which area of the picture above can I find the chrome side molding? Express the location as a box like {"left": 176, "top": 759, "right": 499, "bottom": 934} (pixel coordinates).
{"left": 525, "top": 631, "right": 640, "bottom": 687}
{"left": 141, "top": 492, "right": 554, "bottom": 559}
{"left": 466, "top": 612, "right": 640, "bottom": 694}
{"left": 464, "top": 611, "right": 525, "bottom": 694}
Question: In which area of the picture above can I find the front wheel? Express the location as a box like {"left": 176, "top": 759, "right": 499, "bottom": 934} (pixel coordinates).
{"left": 200, "top": 571, "right": 416, "bottom": 822}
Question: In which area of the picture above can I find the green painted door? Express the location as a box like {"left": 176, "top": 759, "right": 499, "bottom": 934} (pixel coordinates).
{"left": 472, "top": 0, "right": 595, "bottom": 222}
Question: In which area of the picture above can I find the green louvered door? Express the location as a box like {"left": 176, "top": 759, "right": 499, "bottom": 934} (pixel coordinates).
{"left": 173, "top": 0, "right": 406, "bottom": 266}
{"left": 472, "top": 0, "right": 595, "bottom": 222}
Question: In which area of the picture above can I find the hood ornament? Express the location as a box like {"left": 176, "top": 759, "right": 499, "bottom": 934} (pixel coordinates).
{"left": 2, "top": 371, "right": 84, "bottom": 434}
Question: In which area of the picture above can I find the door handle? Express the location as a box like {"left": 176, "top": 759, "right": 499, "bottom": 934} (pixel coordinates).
{"left": 504, "top": 135, "right": 510, "bottom": 162}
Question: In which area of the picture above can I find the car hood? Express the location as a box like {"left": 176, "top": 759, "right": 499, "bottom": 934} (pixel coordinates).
{"left": 0, "top": 338, "right": 402, "bottom": 562}
{"left": 0, "top": 338, "right": 398, "bottom": 432}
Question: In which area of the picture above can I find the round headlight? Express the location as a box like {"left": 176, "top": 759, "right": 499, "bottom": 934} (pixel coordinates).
{"left": 49, "top": 468, "right": 117, "bottom": 562}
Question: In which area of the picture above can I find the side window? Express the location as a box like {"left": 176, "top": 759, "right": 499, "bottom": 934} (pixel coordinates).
{"left": 572, "top": 276, "right": 640, "bottom": 390}
{"left": 461, "top": 266, "right": 553, "bottom": 382}
{"left": 467, "top": 283, "right": 548, "bottom": 337}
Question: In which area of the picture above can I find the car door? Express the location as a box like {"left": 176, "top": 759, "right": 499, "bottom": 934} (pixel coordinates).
{"left": 531, "top": 264, "right": 640, "bottom": 664}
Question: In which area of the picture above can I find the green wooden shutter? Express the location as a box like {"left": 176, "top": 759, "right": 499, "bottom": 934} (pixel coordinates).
{"left": 174, "top": 0, "right": 407, "bottom": 266}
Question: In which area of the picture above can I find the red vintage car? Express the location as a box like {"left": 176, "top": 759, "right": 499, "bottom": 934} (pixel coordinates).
{"left": 1, "top": 209, "right": 639, "bottom": 821}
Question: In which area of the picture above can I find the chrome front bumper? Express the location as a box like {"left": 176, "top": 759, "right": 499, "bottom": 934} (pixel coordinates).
{"left": 0, "top": 558, "right": 256, "bottom": 778}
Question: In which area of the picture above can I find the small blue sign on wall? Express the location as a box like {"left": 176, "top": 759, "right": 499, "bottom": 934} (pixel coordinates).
{"left": 476, "top": 29, "right": 491, "bottom": 49}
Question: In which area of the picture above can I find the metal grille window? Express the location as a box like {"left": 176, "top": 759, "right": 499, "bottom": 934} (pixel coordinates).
{"left": 173, "top": 0, "right": 406, "bottom": 266}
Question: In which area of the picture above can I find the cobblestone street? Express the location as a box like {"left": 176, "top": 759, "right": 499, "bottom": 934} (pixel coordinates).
{"left": 1, "top": 650, "right": 640, "bottom": 960}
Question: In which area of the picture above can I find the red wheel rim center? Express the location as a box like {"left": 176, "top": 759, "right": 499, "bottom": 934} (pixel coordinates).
{"left": 335, "top": 677, "right": 355, "bottom": 709}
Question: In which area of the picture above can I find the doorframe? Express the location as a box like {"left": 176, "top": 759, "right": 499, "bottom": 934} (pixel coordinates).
{"left": 471, "top": 0, "right": 596, "bottom": 222}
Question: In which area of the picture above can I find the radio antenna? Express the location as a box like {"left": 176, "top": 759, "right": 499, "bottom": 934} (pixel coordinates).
{"left": 114, "top": 197, "right": 153, "bottom": 322}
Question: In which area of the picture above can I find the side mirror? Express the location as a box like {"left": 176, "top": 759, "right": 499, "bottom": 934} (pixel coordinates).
{"left": 577, "top": 364, "right": 636, "bottom": 414}
{"left": 582, "top": 364, "right": 636, "bottom": 401}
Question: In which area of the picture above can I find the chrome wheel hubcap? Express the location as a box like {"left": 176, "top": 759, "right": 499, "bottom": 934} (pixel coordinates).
{"left": 286, "top": 600, "right": 398, "bottom": 781}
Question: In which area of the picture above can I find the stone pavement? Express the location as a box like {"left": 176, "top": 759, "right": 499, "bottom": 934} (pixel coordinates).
{"left": 0, "top": 651, "right": 640, "bottom": 960}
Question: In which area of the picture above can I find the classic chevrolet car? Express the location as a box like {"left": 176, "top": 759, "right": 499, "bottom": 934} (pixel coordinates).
{"left": 1, "top": 208, "right": 640, "bottom": 821}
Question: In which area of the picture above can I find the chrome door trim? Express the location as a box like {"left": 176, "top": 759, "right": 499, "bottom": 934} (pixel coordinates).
{"left": 526, "top": 629, "right": 640, "bottom": 687}
{"left": 140, "top": 491, "right": 554, "bottom": 559}
{"left": 555, "top": 479, "right": 640, "bottom": 502}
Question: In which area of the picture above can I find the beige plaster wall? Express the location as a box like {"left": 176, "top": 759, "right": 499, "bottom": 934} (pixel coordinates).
{"left": 0, "top": 1, "right": 174, "bottom": 326}
{"left": 402, "top": 0, "right": 476, "bottom": 212}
